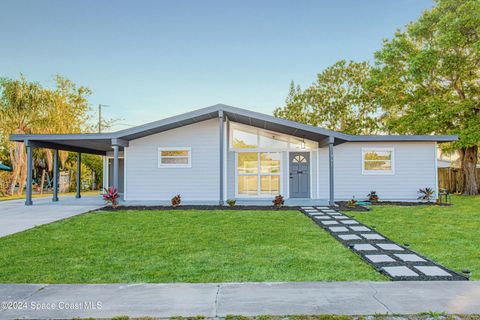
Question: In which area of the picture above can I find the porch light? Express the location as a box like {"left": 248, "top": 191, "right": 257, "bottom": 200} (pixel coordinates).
{"left": 301, "top": 139, "right": 306, "bottom": 149}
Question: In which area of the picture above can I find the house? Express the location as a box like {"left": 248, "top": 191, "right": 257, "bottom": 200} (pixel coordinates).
{"left": 10, "top": 104, "right": 456, "bottom": 206}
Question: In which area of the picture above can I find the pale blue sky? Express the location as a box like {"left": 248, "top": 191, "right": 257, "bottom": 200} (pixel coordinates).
{"left": 0, "top": 0, "right": 433, "bottom": 130}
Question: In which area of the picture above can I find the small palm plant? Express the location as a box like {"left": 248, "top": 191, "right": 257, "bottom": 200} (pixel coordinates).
{"left": 103, "top": 186, "right": 119, "bottom": 208}
{"left": 272, "top": 195, "right": 285, "bottom": 208}
{"left": 171, "top": 194, "right": 181, "bottom": 207}
{"left": 417, "top": 187, "right": 435, "bottom": 202}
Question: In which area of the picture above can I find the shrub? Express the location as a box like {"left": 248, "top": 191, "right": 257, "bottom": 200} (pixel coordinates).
{"left": 0, "top": 171, "right": 13, "bottom": 196}
{"left": 347, "top": 196, "right": 357, "bottom": 208}
{"left": 272, "top": 195, "right": 285, "bottom": 207}
{"left": 103, "top": 186, "right": 119, "bottom": 208}
{"left": 367, "top": 191, "right": 379, "bottom": 203}
{"left": 418, "top": 187, "right": 435, "bottom": 202}
{"left": 171, "top": 194, "right": 181, "bottom": 207}
{"left": 226, "top": 199, "right": 236, "bottom": 207}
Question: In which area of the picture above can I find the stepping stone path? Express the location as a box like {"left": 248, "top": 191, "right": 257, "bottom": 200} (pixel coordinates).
{"left": 299, "top": 206, "right": 467, "bottom": 281}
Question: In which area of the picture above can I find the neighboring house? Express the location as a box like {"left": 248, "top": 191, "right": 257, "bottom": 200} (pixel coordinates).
{"left": 10, "top": 104, "right": 457, "bottom": 205}
{"left": 437, "top": 150, "right": 460, "bottom": 168}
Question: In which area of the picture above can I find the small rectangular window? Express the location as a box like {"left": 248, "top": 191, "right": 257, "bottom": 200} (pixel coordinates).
{"left": 362, "top": 148, "right": 394, "bottom": 175}
{"left": 158, "top": 147, "right": 191, "bottom": 168}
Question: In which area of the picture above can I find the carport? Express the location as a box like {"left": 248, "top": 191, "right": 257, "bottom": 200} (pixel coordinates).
{"left": 9, "top": 134, "right": 128, "bottom": 205}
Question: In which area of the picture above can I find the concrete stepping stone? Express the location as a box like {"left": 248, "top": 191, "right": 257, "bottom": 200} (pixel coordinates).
{"left": 365, "top": 254, "right": 396, "bottom": 263}
{"left": 383, "top": 266, "right": 419, "bottom": 277}
{"left": 353, "top": 244, "right": 377, "bottom": 251}
{"left": 338, "top": 234, "right": 361, "bottom": 240}
{"left": 308, "top": 212, "right": 325, "bottom": 216}
{"left": 321, "top": 220, "right": 339, "bottom": 225}
{"left": 301, "top": 207, "right": 314, "bottom": 209}
{"left": 414, "top": 266, "right": 452, "bottom": 277}
{"left": 361, "top": 233, "right": 385, "bottom": 240}
{"left": 394, "top": 254, "right": 426, "bottom": 262}
{"left": 350, "top": 226, "right": 370, "bottom": 232}
{"left": 315, "top": 207, "right": 329, "bottom": 210}
{"left": 314, "top": 216, "right": 331, "bottom": 220}
{"left": 327, "top": 212, "right": 341, "bottom": 216}
{"left": 377, "top": 243, "right": 404, "bottom": 251}
{"left": 341, "top": 220, "right": 359, "bottom": 225}
{"left": 329, "top": 226, "right": 349, "bottom": 232}
{"left": 334, "top": 216, "right": 348, "bottom": 220}
{"left": 305, "top": 210, "right": 319, "bottom": 213}
{"left": 322, "top": 210, "right": 337, "bottom": 213}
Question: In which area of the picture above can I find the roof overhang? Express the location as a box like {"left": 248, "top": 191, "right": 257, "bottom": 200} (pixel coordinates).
{"left": 9, "top": 104, "right": 458, "bottom": 154}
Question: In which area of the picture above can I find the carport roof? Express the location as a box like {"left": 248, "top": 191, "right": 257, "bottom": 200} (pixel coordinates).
{"left": 10, "top": 104, "right": 458, "bottom": 155}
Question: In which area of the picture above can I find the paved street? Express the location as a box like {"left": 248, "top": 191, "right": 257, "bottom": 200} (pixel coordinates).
{"left": 0, "top": 281, "right": 479, "bottom": 319}
{"left": 0, "top": 195, "right": 104, "bottom": 237}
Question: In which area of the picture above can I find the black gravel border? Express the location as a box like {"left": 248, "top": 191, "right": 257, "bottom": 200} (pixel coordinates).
{"left": 100, "top": 205, "right": 299, "bottom": 211}
{"left": 300, "top": 206, "right": 468, "bottom": 281}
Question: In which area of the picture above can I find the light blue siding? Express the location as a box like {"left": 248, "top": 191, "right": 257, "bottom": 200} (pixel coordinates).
{"left": 125, "top": 119, "right": 220, "bottom": 201}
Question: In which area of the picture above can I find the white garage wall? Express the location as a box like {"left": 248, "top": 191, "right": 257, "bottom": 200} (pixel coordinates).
{"left": 125, "top": 118, "right": 220, "bottom": 201}
{"left": 318, "top": 142, "right": 437, "bottom": 201}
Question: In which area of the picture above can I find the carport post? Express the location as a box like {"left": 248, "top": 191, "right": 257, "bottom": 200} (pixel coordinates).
{"left": 52, "top": 149, "right": 58, "bottom": 202}
{"left": 76, "top": 152, "right": 81, "bottom": 199}
{"left": 52, "top": 149, "right": 59, "bottom": 202}
{"left": 113, "top": 144, "right": 119, "bottom": 190}
{"left": 328, "top": 136, "right": 335, "bottom": 206}
{"left": 25, "top": 140, "right": 33, "bottom": 206}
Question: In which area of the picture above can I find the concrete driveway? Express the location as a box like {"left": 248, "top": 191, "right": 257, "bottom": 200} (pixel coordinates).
{"left": 0, "top": 195, "right": 104, "bottom": 237}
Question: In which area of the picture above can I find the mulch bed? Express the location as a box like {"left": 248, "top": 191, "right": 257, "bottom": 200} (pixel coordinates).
{"left": 335, "top": 202, "right": 370, "bottom": 212}
{"left": 100, "top": 205, "right": 298, "bottom": 211}
{"left": 370, "top": 201, "right": 451, "bottom": 207}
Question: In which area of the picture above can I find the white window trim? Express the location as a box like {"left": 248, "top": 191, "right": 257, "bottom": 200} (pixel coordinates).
{"left": 235, "top": 151, "right": 283, "bottom": 198}
{"left": 158, "top": 147, "right": 192, "bottom": 168}
{"left": 362, "top": 147, "right": 395, "bottom": 175}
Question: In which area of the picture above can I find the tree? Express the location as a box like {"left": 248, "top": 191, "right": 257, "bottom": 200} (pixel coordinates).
{"left": 0, "top": 75, "right": 95, "bottom": 195}
{"left": 0, "top": 76, "right": 47, "bottom": 194}
{"left": 370, "top": 0, "right": 480, "bottom": 194}
{"left": 274, "top": 61, "right": 380, "bottom": 135}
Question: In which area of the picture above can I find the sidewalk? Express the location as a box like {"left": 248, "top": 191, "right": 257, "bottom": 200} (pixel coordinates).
{"left": 1, "top": 281, "right": 479, "bottom": 319}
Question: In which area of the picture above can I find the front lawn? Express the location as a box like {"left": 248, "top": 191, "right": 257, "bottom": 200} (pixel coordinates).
{"left": 0, "top": 209, "right": 382, "bottom": 283}
{"left": 354, "top": 195, "right": 480, "bottom": 280}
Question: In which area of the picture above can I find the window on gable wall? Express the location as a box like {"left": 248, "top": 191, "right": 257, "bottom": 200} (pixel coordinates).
{"left": 158, "top": 147, "right": 191, "bottom": 168}
{"left": 362, "top": 148, "right": 394, "bottom": 175}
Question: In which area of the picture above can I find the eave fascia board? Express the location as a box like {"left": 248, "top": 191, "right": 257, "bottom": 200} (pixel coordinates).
{"left": 346, "top": 135, "right": 458, "bottom": 142}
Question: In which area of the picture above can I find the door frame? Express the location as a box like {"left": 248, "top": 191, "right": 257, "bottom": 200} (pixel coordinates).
{"left": 287, "top": 151, "right": 312, "bottom": 199}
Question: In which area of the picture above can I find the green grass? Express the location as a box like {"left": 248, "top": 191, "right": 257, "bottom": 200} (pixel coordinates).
{"left": 354, "top": 195, "right": 480, "bottom": 279}
{"left": 0, "top": 209, "right": 383, "bottom": 283}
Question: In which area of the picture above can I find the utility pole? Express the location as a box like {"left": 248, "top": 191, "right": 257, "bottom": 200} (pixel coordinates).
{"left": 98, "top": 104, "right": 109, "bottom": 133}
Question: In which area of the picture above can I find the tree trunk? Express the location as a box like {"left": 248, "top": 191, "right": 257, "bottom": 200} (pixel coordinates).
{"left": 39, "top": 169, "right": 46, "bottom": 194}
{"left": 461, "top": 146, "right": 479, "bottom": 195}
{"left": 7, "top": 142, "right": 25, "bottom": 195}
{"left": 17, "top": 160, "right": 27, "bottom": 195}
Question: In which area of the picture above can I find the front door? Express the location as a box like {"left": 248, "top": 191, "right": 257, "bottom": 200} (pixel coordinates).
{"left": 289, "top": 152, "right": 310, "bottom": 198}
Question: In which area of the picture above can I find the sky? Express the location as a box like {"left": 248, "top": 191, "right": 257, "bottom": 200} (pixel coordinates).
{"left": 0, "top": 0, "right": 434, "bottom": 131}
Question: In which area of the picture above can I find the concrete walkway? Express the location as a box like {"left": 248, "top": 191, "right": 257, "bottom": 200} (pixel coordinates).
{"left": 0, "top": 282, "right": 479, "bottom": 318}
{"left": 0, "top": 195, "right": 104, "bottom": 237}
{"left": 301, "top": 206, "right": 467, "bottom": 281}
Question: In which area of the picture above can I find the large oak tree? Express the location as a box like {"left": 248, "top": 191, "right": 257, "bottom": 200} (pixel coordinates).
{"left": 371, "top": 0, "right": 480, "bottom": 194}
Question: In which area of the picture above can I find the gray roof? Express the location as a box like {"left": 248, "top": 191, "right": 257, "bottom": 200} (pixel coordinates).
{"left": 10, "top": 104, "right": 457, "bottom": 155}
